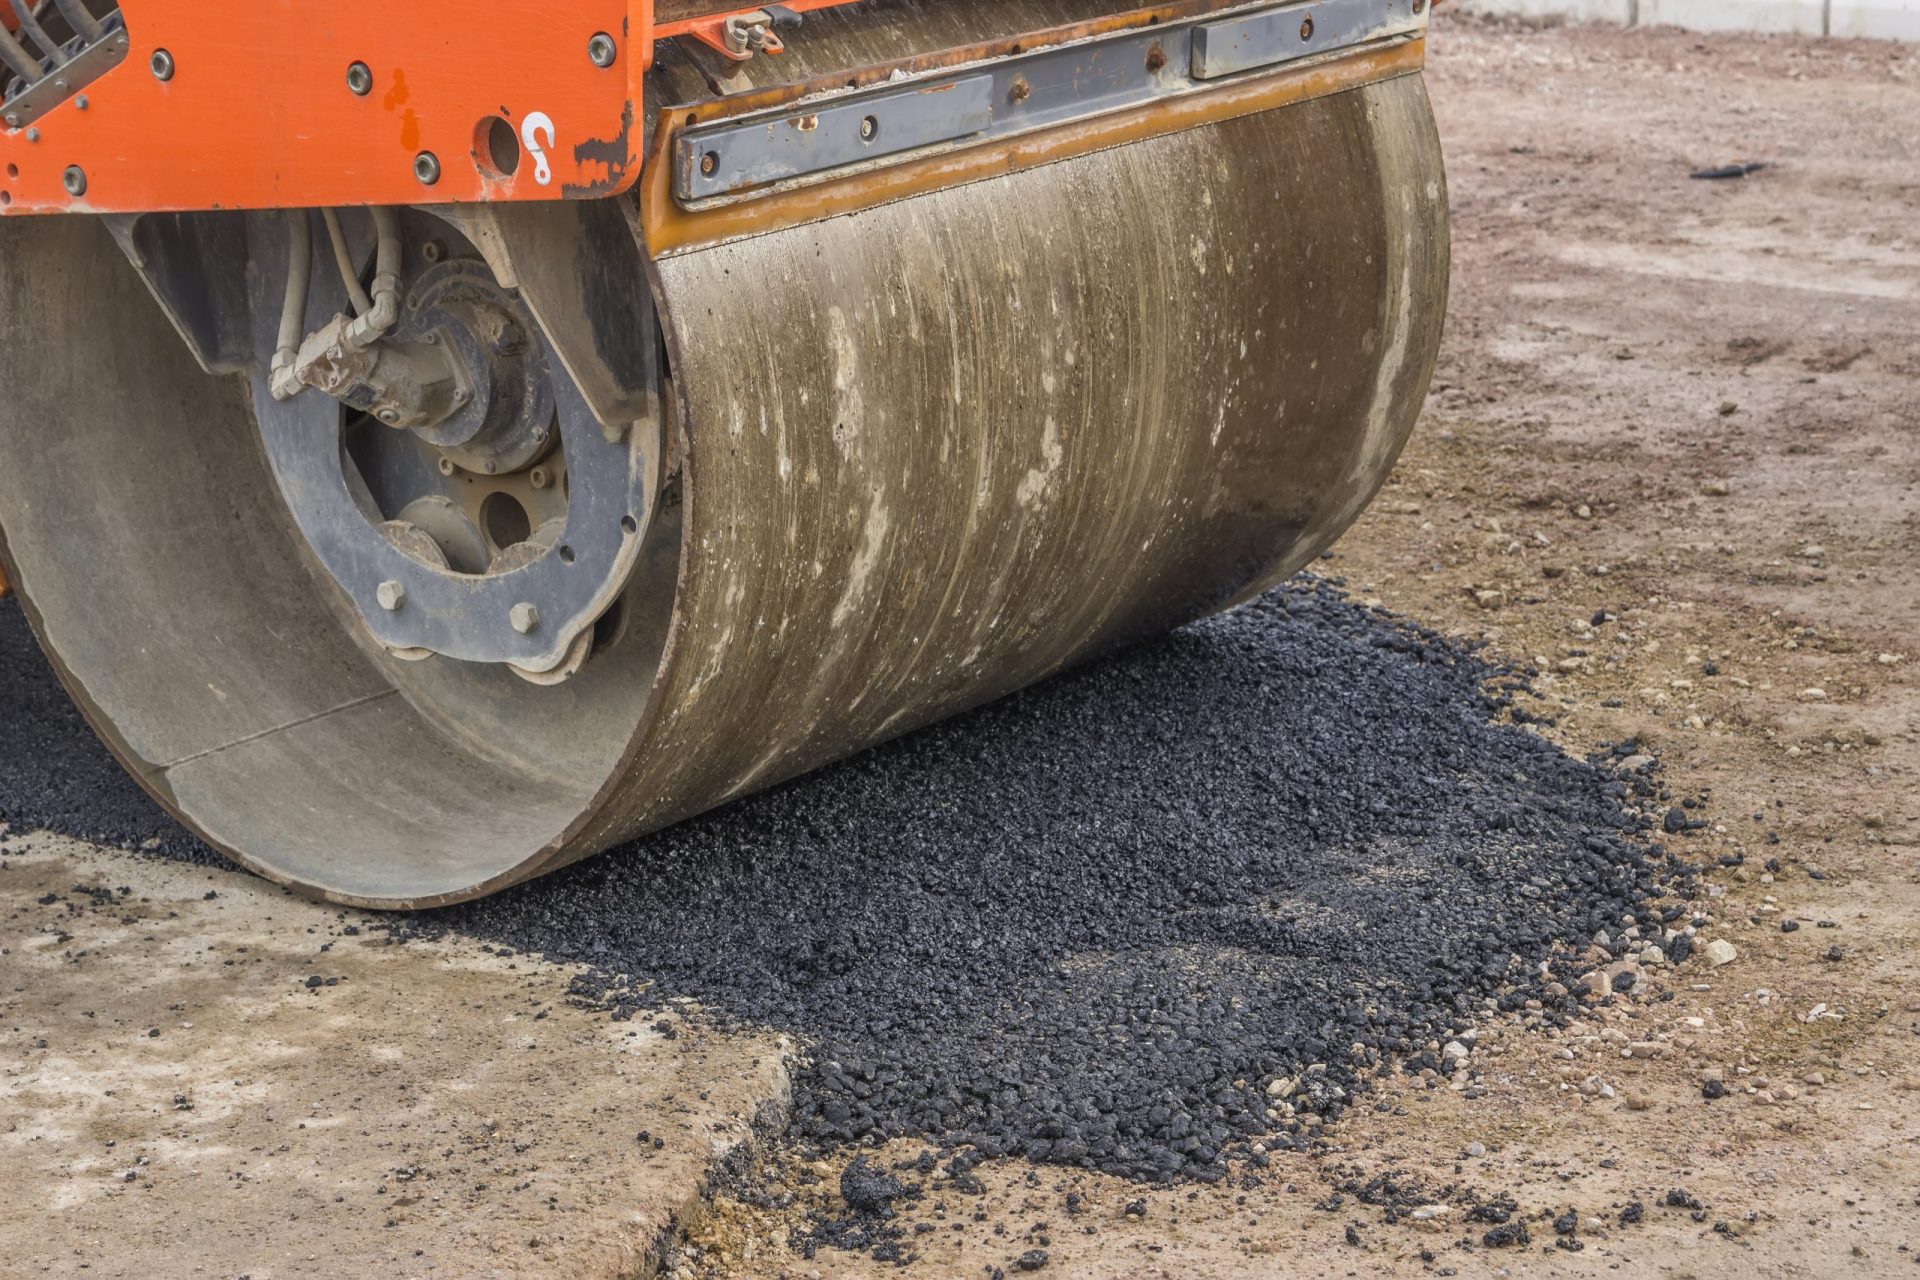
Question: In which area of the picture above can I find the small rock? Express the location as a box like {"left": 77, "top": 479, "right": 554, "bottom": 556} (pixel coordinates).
{"left": 1698, "top": 480, "right": 1730, "bottom": 497}
{"left": 1465, "top": 1142, "right": 1486, "bottom": 1159}
{"left": 1703, "top": 939, "right": 1738, "bottom": 968}
{"left": 1717, "top": 401, "right": 1737, "bottom": 416}
{"left": 1015, "top": 1249, "right": 1049, "bottom": 1272}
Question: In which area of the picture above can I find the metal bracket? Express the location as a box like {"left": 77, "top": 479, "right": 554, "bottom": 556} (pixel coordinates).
{"left": 0, "top": 11, "right": 127, "bottom": 131}
{"left": 672, "top": 0, "right": 1426, "bottom": 206}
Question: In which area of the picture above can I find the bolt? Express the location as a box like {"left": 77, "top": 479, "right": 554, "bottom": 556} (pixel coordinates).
{"left": 413, "top": 151, "right": 441, "bottom": 185}
{"left": 376, "top": 580, "right": 406, "bottom": 611}
{"left": 421, "top": 239, "right": 444, "bottom": 263}
{"left": 1300, "top": 15, "right": 1315, "bottom": 39}
{"left": 24, "top": 127, "right": 39, "bottom": 143}
{"left": 859, "top": 115, "right": 878, "bottom": 142}
{"left": 509, "top": 602, "right": 540, "bottom": 634}
{"left": 437, "top": 456, "right": 456, "bottom": 476}
{"left": 345, "top": 61, "right": 373, "bottom": 96}
{"left": 529, "top": 466, "right": 551, "bottom": 490}
{"left": 61, "top": 165, "right": 85, "bottom": 196}
{"left": 3, "top": 111, "right": 16, "bottom": 127}
{"left": 587, "top": 32, "right": 618, "bottom": 68}
{"left": 376, "top": 408, "right": 400, "bottom": 425}
{"left": 149, "top": 48, "right": 174, "bottom": 81}
{"left": 699, "top": 151, "right": 718, "bottom": 177}
{"left": 74, "top": 95, "right": 88, "bottom": 110}
{"left": 1009, "top": 77, "right": 1031, "bottom": 105}
{"left": 1145, "top": 44, "right": 1168, "bottom": 73}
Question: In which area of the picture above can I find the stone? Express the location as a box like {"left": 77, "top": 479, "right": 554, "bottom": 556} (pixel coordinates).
{"left": 1704, "top": 939, "right": 1738, "bottom": 968}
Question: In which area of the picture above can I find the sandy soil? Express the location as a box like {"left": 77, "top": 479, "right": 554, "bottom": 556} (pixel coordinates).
{"left": 671, "top": 17, "right": 1920, "bottom": 1279}
{"left": 1, "top": 836, "right": 793, "bottom": 1279}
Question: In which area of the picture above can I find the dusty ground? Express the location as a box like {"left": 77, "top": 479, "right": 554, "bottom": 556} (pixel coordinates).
{"left": 1, "top": 836, "right": 793, "bottom": 1278}
{"left": 669, "top": 17, "right": 1920, "bottom": 1279}
{"left": 3, "top": 15, "right": 1917, "bottom": 1280}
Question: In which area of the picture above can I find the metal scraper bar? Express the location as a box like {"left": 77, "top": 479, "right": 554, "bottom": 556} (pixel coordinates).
{"left": 672, "top": 0, "right": 1426, "bottom": 206}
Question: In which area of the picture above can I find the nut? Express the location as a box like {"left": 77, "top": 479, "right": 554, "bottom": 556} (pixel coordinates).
{"left": 376, "top": 580, "right": 406, "bottom": 611}
{"left": 510, "top": 602, "right": 540, "bottom": 634}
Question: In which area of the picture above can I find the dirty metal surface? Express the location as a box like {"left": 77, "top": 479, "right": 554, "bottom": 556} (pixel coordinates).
{"left": 572, "top": 68, "right": 1451, "bottom": 869}
{"left": 0, "top": 30, "right": 1445, "bottom": 907}
{"left": 670, "top": 0, "right": 1425, "bottom": 204}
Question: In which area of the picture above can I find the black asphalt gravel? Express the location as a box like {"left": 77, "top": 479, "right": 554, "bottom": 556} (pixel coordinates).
{"left": 0, "top": 580, "right": 1684, "bottom": 1183}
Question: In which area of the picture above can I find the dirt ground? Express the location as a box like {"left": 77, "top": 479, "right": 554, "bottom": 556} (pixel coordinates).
{"left": 670, "top": 17, "right": 1920, "bottom": 1279}
{"left": 4, "top": 15, "right": 1918, "bottom": 1280}
{"left": 1, "top": 835, "right": 794, "bottom": 1279}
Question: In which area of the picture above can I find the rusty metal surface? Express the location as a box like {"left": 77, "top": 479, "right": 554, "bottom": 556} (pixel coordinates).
{"left": 0, "top": 26, "right": 1445, "bottom": 907}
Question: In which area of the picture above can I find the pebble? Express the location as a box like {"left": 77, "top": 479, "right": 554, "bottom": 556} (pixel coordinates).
{"left": 1704, "top": 939, "right": 1739, "bottom": 968}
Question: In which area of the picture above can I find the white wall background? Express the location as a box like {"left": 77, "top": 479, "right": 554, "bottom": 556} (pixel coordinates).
{"left": 1456, "top": 0, "right": 1920, "bottom": 39}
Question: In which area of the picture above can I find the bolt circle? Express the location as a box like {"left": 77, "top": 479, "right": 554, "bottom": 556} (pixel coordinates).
{"left": 413, "top": 151, "right": 441, "bottom": 185}
{"left": 587, "top": 32, "right": 617, "bottom": 68}
{"left": 61, "top": 165, "right": 86, "bottom": 196}
{"left": 509, "top": 602, "right": 540, "bottom": 634}
{"left": 346, "top": 61, "right": 373, "bottom": 95}
{"left": 149, "top": 48, "right": 174, "bottom": 81}
{"left": 376, "top": 580, "right": 407, "bottom": 611}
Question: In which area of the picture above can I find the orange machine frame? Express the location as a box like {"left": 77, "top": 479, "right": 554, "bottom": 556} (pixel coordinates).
{"left": 0, "top": 1, "right": 866, "bottom": 215}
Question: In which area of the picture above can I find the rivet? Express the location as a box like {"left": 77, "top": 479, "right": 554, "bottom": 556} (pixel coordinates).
{"left": 587, "top": 32, "right": 617, "bottom": 68}
{"left": 413, "top": 151, "right": 441, "bottom": 185}
{"left": 376, "top": 580, "right": 406, "bottom": 611}
{"left": 510, "top": 602, "right": 540, "bottom": 634}
{"left": 149, "top": 48, "right": 174, "bottom": 81}
{"left": 346, "top": 61, "right": 373, "bottom": 96}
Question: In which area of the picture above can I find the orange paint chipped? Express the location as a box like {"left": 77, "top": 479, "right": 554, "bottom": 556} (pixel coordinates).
{"left": 0, "top": 0, "right": 646, "bottom": 214}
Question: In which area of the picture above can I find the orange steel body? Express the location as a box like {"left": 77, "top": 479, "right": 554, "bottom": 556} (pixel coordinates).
{"left": 0, "top": 0, "right": 868, "bottom": 216}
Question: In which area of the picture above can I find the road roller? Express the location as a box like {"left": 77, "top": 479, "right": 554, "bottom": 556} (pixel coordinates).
{"left": 0, "top": 0, "right": 1447, "bottom": 907}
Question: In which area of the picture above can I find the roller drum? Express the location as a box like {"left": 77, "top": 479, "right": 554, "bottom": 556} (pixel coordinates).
{"left": 0, "top": 63, "right": 1446, "bottom": 906}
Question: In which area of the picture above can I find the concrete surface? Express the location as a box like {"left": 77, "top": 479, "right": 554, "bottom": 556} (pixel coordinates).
{"left": 1459, "top": 0, "right": 1920, "bottom": 40}
{"left": 1, "top": 834, "right": 792, "bottom": 1279}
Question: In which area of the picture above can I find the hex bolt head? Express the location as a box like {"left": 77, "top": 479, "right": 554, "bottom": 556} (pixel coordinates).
{"left": 510, "top": 602, "right": 540, "bottom": 634}
{"left": 413, "top": 151, "right": 441, "bottom": 185}
{"left": 587, "top": 32, "right": 617, "bottom": 68}
{"left": 528, "top": 466, "right": 551, "bottom": 490}
{"left": 436, "top": 456, "right": 457, "bottom": 477}
{"left": 376, "top": 580, "right": 406, "bottom": 611}
{"left": 61, "top": 165, "right": 86, "bottom": 196}
{"left": 345, "top": 61, "right": 373, "bottom": 95}
{"left": 149, "top": 48, "right": 174, "bottom": 81}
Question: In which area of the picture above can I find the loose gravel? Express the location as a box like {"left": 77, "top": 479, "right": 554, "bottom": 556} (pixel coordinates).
{"left": 0, "top": 580, "right": 1681, "bottom": 1183}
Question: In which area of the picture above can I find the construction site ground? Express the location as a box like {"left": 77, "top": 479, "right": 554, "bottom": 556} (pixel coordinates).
{"left": 3, "top": 15, "right": 1917, "bottom": 1279}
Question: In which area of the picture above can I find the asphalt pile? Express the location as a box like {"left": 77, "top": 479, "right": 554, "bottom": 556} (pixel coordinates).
{"left": 0, "top": 581, "right": 1680, "bottom": 1182}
